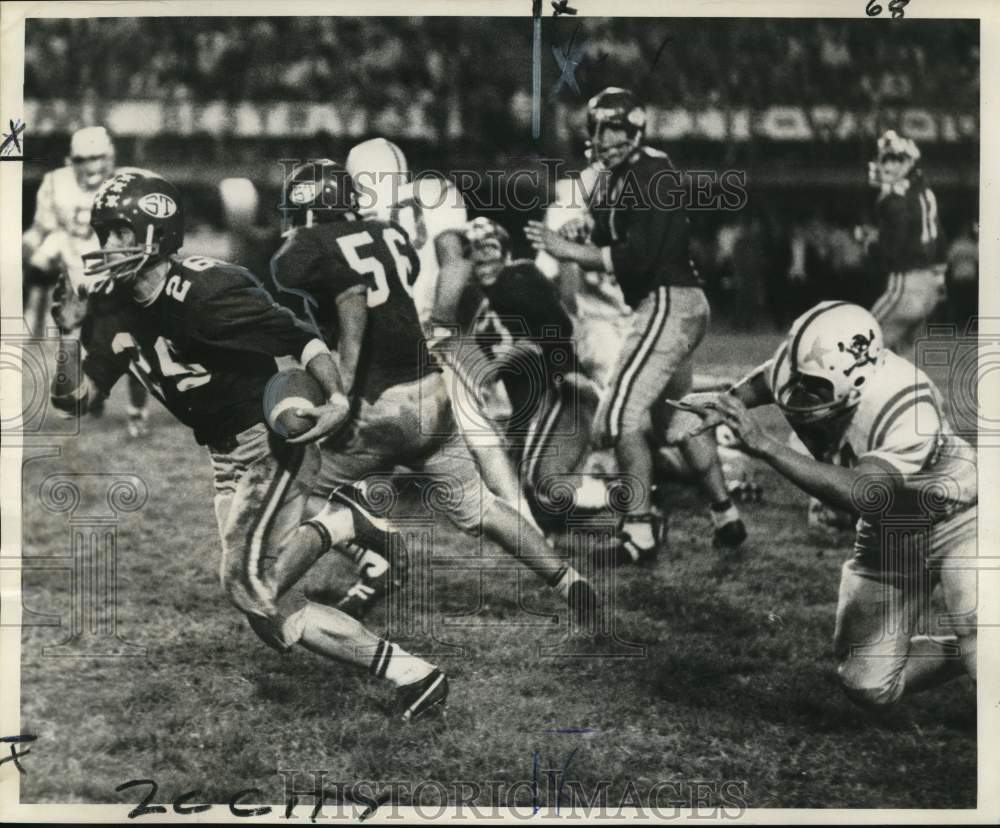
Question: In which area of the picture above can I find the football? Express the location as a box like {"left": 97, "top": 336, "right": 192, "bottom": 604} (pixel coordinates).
{"left": 263, "top": 368, "right": 325, "bottom": 439}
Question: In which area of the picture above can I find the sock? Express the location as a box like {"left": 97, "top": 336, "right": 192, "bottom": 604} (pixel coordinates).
{"left": 306, "top": 506, "right": 355, "bottom": 554}
{"left": 369, "top": 639, "right": 435, "bottom": 687}
{"left": 710, "top": 498, "right": 740, "bottom": 528}
{"left": 574, "top": 476, "right": 609, "bottom": 510}
{"left": 552, "top": 566, "right": 584, "bottom": 599}
{"left": 622, "top": 518, "right": 656, "bottom": 550}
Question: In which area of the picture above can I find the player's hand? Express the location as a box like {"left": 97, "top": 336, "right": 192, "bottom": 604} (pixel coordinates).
{"left": 703, "top": 394, "right": 770, "bottom": 457}
{"left": 51, "top": 271, "right": 90, "bottom": 335}
{"left": 287, "top": 393, "right": 351, "bottom": 444}
{"left": 525, "top": 220, "right": 577, "bottom": 261}
{"left": 662, "top": 393, "right": 725, "bottom": 445}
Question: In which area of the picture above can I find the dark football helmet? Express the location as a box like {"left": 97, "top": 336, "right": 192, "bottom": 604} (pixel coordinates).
{"left": 82, "top": 168, "right": 185, "bottom": 291}
{"left": 280, "top": 159, "right": 356, "bottom": 234}
{"left": 585, "top": 87, "right": 646, "bottom": 170}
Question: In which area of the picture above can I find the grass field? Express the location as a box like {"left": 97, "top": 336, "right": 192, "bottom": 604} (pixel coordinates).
{"left": 17, "top": 332, "right": 976, "bottom": 812}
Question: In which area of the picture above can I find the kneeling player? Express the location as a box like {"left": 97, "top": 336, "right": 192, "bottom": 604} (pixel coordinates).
{"left": 52, "top": 168, "right": 448, "bottom": 722}
{"left": 677, "top": 301, "right": 977, "bottom": 708}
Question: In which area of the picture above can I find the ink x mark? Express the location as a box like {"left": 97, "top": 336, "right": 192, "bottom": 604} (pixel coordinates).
{"left": 0, "top": 734, "right": 38, "bottom": 775}
{"left": 1, "top": 118, "right": 25, "bottom": 158}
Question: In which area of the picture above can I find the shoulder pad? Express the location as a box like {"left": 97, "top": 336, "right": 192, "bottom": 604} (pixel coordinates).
{"left": 171, "top": 254, "right": 262, "bottom": 291}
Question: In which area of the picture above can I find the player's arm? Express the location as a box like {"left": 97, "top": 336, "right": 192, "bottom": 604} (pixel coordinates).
{"left": 333, "top": 283, "right": 367, "bottom": 395}
{"left": 431, "top": 229, "right": 473, "bottom": 334}
{"left": 23, "top": 173, "right": 61, "bottom": 271}
{"left": 706, "top": 393, "right": 890, "bottom": 514}
{"left": 727, "top": 361, "right": 775, "bottom": 408}
{"left": 49, "top": 310, "right": 126, "bottom": 415}
{"left": 192, "top": 277, "right": 350, "bottom": 441}
{"left": 524, "top": 220, "right": 606, "bottom": 271}
{"left": 667, "top": 359, "right": 775, "bottom": 444}
{"left": 25, "top": 173, "right": 59, "bottom": 246}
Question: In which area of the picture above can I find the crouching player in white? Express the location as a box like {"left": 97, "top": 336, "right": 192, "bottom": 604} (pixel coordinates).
{"left": 676, "top": 301, "right": 976, "bottom": 707}
{"left": 52, "top": 168, "right": 448, "bottom": 722}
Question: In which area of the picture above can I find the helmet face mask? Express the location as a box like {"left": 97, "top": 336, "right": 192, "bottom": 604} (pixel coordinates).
{"left": 776, "top": 374, "right": 849, "bottom": 425}
{"left": 590, "top": 124, "right": 640, "bottom": 170}
{"left": 72, "top": 153, "right": 115, "bottom": 190}
{"left": 585, "top": 87, "right": 645, "bottom": 170}
{"left": 83, "top": 221, "right": 158, "bottom": 291}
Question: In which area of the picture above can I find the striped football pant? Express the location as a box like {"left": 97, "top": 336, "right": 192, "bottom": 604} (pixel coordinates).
{"left": 511, "top": 377, "right": 598, "bottom": 499}
{"left": 210, "top": 422, "right": 321, "bottom": 621}
{"left": 593, "top": 285, "right": 710, "bottom": 447}
{"left": 871, "top": 266, "right": 946, "bottom": 355}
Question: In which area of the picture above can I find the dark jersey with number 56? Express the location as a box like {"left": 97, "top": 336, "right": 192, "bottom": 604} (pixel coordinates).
{"left": 270, "top": 218, "right": 433, "bottom": 402}
{"left": 80, "top": 255, "right": 323, "bottom": 445}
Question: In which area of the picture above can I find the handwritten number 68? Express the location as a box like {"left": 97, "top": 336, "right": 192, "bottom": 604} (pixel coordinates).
{"left": 866, "top": 0, "right": 909, "bottom": 18}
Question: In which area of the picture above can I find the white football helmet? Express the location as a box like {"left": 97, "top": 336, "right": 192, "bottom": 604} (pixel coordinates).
{"left": 773, "top": 301, "right": 885, "bottom": 424}
{"left": 346, "top": 137, "right": 409, "bottom": 214}
{"left": 68, "top": 126, "right": 115, "bottom": 190}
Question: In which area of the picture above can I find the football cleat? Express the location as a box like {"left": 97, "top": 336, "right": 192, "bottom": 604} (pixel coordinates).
{"left": 713, "top": 517, "right": 748, "bottom": 550}
{"left": 126, "top": 408, "right": 149, "bottom": 439}
{"left": 606, "top": 513, "right": 663, "bottom": 567}
{"left": 396, "top": 669, "right": 449, "bottom": 723}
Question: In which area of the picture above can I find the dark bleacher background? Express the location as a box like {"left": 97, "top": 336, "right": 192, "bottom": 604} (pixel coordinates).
{"left": 21, "top": 16, "right": 980, "bottom": 330}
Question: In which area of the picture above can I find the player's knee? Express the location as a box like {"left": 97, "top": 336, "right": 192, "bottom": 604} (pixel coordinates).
{"left": 450, "top": 488, "right": 494, "bottom": 532}
{"left": 837, "top": 662, "right": 905, "bottom": 709}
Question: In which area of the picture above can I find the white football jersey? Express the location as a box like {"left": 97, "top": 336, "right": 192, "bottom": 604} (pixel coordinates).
{"left": 766, "top": 345, "right": 977, "bottom": 550}
{"left": 25, "top": 166, "right": 103, "bottom": 282}
{"left": 535, "top": 168, "right": 629, "bottom": 321}
{"left": 360, "top": 176, "right": 467, "bottom": 326}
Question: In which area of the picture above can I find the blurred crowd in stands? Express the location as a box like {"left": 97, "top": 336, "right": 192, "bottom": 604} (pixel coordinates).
{"left": 24, "top": 16, "right": 979, "bottom": 330}
{"left": 26, "top": 17, "right": 978, "bottom": 109}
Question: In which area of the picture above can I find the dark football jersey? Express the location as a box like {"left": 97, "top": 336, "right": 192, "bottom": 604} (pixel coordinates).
{"left": 874, "top": 171, "right": 944, "bottom": 274}
{"left": 458, "top": 260, "right": 575, "bottom": 419}
{"left": 80, "top": 254, "right": 321, "bottom": 445}
{"left": 590, "top": 146, "right": 701, "bottom": 307}
{"left": 270, "top": 218, "right": 433, "bottom": 403}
